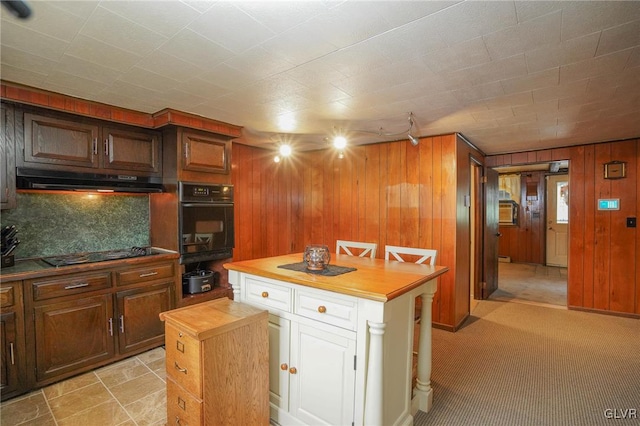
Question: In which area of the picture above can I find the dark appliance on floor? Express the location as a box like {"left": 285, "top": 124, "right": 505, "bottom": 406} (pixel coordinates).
{"left": 182, "top": 269, "right": 220, "bottom": 294}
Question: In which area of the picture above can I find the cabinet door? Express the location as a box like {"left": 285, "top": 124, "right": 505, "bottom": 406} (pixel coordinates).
{"left": 0, "top": 311, "right": 19, "bottom": 397}
{"left": 34, "top": 294, "right": 114, "bottom": 384}
{"left": 1, "top": 104, "right": 16, "bottom": 209}
{"left": 268, "top": 315, "right": 290, "bottom": 413}
{"left": 102, "top": 126, "right": 161, "bottom": 174}
{"left": 289, "top": 322, "right": 356, "bottom": 426}
{"left": 115, "top": 282, "right": 172, "bottom": 355}
{"left": 24, "top": 113, "right": 99, "bottom": 169}
{"left": 182, "top": 131, "right": 229, "bottom": 174}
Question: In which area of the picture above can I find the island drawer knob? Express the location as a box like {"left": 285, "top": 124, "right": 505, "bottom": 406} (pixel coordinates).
{"left": 280, "top": 363, "right": 288, "bottom": 371}
{"left": 318, "top": 305, "right": 327, "bottom": 313}
{"left": 289, "top": 367, "right": 297, "bottom": 374}
{"left": 261, "top": 291, "right": 269, "bottom": 298}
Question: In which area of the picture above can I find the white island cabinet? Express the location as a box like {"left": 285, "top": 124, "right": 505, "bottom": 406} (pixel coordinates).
{"left": 225, "top": 253, "right": 448, "bottom": 426}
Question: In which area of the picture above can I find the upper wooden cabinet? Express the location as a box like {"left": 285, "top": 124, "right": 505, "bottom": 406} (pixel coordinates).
{"left": 162, "top": 127, "right": 232, "bottom": 183}
{"left": 21, "top": 111, "right": 162, "bottom": 177}
{"left": 1, "top": 104, "right": 17, "bottom": 209}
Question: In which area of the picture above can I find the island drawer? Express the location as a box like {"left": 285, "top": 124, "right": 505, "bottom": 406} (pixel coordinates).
{"left": 244, "top": 277, "right": 292, "bottom": 313}
{"left": 294, "top": 288, "right": 357, "bottom": 331}
{"left": 30, "top": 272, "right": 112, "bottom": 301}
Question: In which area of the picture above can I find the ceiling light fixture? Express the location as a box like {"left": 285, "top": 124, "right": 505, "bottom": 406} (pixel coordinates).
{"left": 408, "top": 113, "right": 419, "bottom": 146}
{"left": 279, "top": 144, "right": 292, "bottom": 157}
{"left": 333, "top": 135, "right": 347, "bottom": 150}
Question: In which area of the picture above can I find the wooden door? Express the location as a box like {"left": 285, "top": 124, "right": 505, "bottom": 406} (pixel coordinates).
{"left": 483, "top": 167, "right": 499, "bottom": 298}
{"left": 268, "top": 315, "right": 290, "bottom": 414}
{"left": 102, "top": 126, "right": 161, "bottom": 174}
{"left": 23, "top": 113, "right": 99, "bottom": 169}
{"left": 181, "top": 131, "right": 230, "bottom": 175}
{"left": 289, "top": 321, "right": 356, "bottom": 426}
{"left": 1, "top": 104, "right": 16, "bottom": 209}
{"left": 0, "top": 311, "right": 19, "bottom": 396}
{"left": 546, "top": 174, "right": 569, "bottom": 267}
{"left": 115, "top": 282, "right": 171, "bottom": 355}
{"left": 33, "top": 294, "right": 114, "bottom": 384}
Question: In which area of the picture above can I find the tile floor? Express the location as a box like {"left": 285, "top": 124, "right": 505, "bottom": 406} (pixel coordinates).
{"left": 1, "top": 347, "right": 167, "bottom": 426}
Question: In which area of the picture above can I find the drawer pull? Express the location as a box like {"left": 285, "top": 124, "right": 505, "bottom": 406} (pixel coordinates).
{"left": 280, "top": 363, "right": 288, "bottom": 371}
{"left": 119, "top": 315, "right": 125, "bottom": 333}
{"left": 64, "top": 283, "right": 89, "bottom": 290}
{"left": 175, "top": 416, "right": 181, "bottom": 425}
{"left": 318, "top": 305, "right": 327, "bottom": 313}
{"left": 289, "top": 367, "right": 297, "bottom": 374}
{"left": 108, "top": 317, "right": 113, "bottom": 336}
{"left": 139, "top": 271, "right": 158, "bottom": 278}
{"left": 174, "top": 361, "right": 188, "bottom": 374}
{"left": 261, "top": 291, "right": 269, "bottom": 298}
{"left": 9, "top": 342, "right": 14, "bottom": 365}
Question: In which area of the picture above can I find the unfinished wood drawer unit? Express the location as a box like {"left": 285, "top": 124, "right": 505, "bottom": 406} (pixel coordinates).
{"left": 160, "top": 298, "right": 269, "bottom": 426}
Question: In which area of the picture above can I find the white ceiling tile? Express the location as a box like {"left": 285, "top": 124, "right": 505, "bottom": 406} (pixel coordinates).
{"left": 513, "top": 99, "right": 558, "bottom": 116}
{"left": 482, "top": 92, "right": 534, "bottom": 110}
{"left": 80, "top": 6, "right": 168, "bottom": 56}
{"left": 179, "top": 1, "right": 216, "bottom": 14}
{"left": 559, "top": 49, "right": 633, "bottom": 83}
{"left": 4, "top": 1, "right": 87, "bottom": 42}
{"left": 197, "top": 64, "right": 256, "bottom": 91}
{"left": 420, "top": 37, "right": 491, "bottom": 74}
{"left": 188, "top": 3, "right": 275, "bottom": 54}
{"left": 628, "top": 46, "right": 640, "bottom": 68}
{"left": 501, "top": 68, "right": 559, "bottom": 95}
{"left": 514, "top": 1, "right": 563, "bottom": 24}
{"left": 0, "top": 45, "right": 57, "bottom": 73}
{"left": 366, "top": 1, "right": 461, "bottom": 27}
{"left": 471, "top": 107, "right": 514, "bottom": 122}
{"left": 175, "top": 77, "right": 230, "bottom": 99}
{"left": 223, "top": 46, "right": 294, "bottom": 80}
{"left": 44, "top": 70, "right": 107, "bottom": 95}
{"left": 595, "top": 20, "right": 640, "bottom": 57}
{"left": 452, "top": 81, "right": 505, "bottom": 103}
{"left": 561, "top": 2, "right": 640, "bottom": 41}
{"left": 52, "top": 54, "right": 122, "bottom": 85}
{"left": 483, "top": 10, "right": 562, "bottom": 60}
{"left": 0, "top": 19, "right": 69, "bottom": 61}
{"left": 119, "top": 67, "right": 181, "bottom": 92}
{"left": 0, "top": 64, "right": 47, "bottom": 87}
{"left": 100, "top": 1, "right": 202, "bottom": 38}
{"left": 532, "top": 80, "right": 588, "bottom": 103}
{"left": 46, "top": 1, "right": 99, "bottom": 19}
{"left": 135, "top": 50, "right": 205, "bottom": 82}
{"left": 462, "top": 54, "right": 529, "bottom": 87}
{"left": 235, "top": 1, "right": 332, "bottom": 34}
{"left": 260, "top": 25, "right": 338, "bottom": 66}
{"left": 525, "top": 32, "right": 599, "bottom": 74}
{"left": 65, "top": 34, "right": 141, "bottom": 73}
{"left": 159, "top": 29, "right": 234, "bottom": 71}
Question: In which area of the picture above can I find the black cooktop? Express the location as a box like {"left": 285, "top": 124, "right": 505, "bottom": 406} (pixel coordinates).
{"left": 42, "top": 247, "right": 157, "bottom": 267}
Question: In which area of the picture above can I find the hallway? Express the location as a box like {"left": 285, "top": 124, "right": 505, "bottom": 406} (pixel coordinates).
{"left": 490, "top": 261, "right": 567, "bottom": 308}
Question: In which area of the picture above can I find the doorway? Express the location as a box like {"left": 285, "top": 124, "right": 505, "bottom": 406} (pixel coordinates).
{"left": 490, "top": 162, "right": 569, "bottom": 307}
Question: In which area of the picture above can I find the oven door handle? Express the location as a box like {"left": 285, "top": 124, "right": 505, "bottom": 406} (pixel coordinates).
{"left": 181, "top": 203, "right": 233, "bottom": 207}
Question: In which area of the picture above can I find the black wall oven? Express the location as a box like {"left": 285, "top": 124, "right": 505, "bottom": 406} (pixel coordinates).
{"left": 179, "top": 182, "right": 234, "bottom": 264}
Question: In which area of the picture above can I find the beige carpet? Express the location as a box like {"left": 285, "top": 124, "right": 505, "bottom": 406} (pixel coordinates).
{"left": 490, "top": 262, "right": 567, "bottom": 307}
{"left": 414, "top": 300, "right": 640, "bottom": 426}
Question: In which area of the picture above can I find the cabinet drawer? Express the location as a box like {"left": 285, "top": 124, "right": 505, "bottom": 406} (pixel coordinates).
{"left": 165, "top": 323, "right": 202, "bottom": 398}
{"left": 245, "top": 277, "right": 291, "bottom": 313}
{"left": 167, "top": 376, "right": 203, "bottom": 426}
{"left": 0, "top": 285, "right": 16, "bottom": 308}
{"left": 31, "top": 272, "right": 112, "bottom": 301}
{"left": 294, "top": 289, "right": 357, "bottom": 330}
{"left": 116, "top": 262, "right": 174, "bottom": 286}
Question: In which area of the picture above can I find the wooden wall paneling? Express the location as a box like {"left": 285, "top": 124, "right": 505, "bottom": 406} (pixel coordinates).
{"left": 439, "top": 135, "right": 458, "bottom": 326}
{"left": 510, "top": 152, "right": 528, "bottom": 165}
{"left": 430, "top": 137, "right": 444, "bottom": 322}
{"left": 608, "top": 140, "right": 636, "bottom": 313}
{"left": 527, "top": 151, "right": 538, "bottom": 163}
{"left": 308, "top": 152, "right": 322, "bottom": 244}
{"left": 418, "top": 138, "right": 434, "bottom": 252}
{"left": 582, "top": 145, "right": 596, "bottom": 308}
{"left": 552, "top": 147, "right": 571, "bottom": 161}
{"left": 593, "top": 143, "right": 612, "bottom": 310}
{"left": 386, "top": 142, "right": 403, "bottom": 246}
{"left": 378, "top": 144, "right": 390, "bottom": 255}
{"left": 326, "top": 152, "right": 338, "bottom": 247}
{"left": 536, "top": 150, "right": 552, "bottom": 162}
{"left": 290, "top": 156, "right": 305, "bottom": 253}
{"left": 567, "top": 145, "right": 586, "bottom": 307}
{"left": 403, "top": 141, "right": 421, "bottom": 248}
{"left": 354, "top": 146, "right": 367, "bottom": 243}
{"left": 636, "top": 140, "right": 640, "bottom": 315}
{"left": 364, "top": 145, "right": 381, "bottom": 252}
{"left": 231, "top": 144, "right": 251, "bottom": 261}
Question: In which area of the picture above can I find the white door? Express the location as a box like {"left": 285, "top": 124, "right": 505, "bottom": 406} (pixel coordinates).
{"left": 268, "top": 315, "right": 290, "bottom": 412}
{"left": 546, "top": 174, "right": 569, "bottom": 267}
{"left": 289, "top": 321, "right": 356, "bottom": 426}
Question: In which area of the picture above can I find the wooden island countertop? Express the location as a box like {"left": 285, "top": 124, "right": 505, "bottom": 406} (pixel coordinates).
{"left": 223, "top": 252, "right": 448, "bottom": 302}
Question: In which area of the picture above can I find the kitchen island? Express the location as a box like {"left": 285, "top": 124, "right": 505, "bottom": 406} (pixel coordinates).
{"left": 224, "top": 253, "right": 448, "bottom": 426}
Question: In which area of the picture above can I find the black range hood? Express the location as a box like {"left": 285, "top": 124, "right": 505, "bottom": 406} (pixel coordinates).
{"left": 16, "top": 168, "right": 164, "bottom": 193}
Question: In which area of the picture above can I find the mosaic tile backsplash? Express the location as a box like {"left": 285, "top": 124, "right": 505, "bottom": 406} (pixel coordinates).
{"left": 1, "top": 193, "right": 150, "bottom": 259}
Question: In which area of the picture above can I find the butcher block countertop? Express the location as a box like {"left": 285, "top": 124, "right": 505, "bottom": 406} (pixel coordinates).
{"left": 224, "top": 253, "right": 448, "bottom": 302}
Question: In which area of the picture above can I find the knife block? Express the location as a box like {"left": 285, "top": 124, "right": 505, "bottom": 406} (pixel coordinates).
{"left": 1, "top": 254, "right": 15, "bottom": 268}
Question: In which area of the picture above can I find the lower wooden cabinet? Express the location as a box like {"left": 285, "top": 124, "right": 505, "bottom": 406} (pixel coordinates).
{"left": 160, "top": 298, "right": 269, "bottom": 426}
{"left": 0, "top": 282, "right": 26, "bottom": 400}
{"left": 22, "top": 258, "right": 178, "bottom": 389}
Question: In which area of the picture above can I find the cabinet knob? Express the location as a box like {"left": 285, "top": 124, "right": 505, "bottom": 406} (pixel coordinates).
{"left": 289, "top": 367, "right": 297, "bottom": 374}
{"left": 317, "top": 305, "right": 327, "bottom": 313}
{"left": 280, "top": 363, "right": 288, "bottom": 371}
{"left": 261, "top": 291, "right": 269, "bottom": 298}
